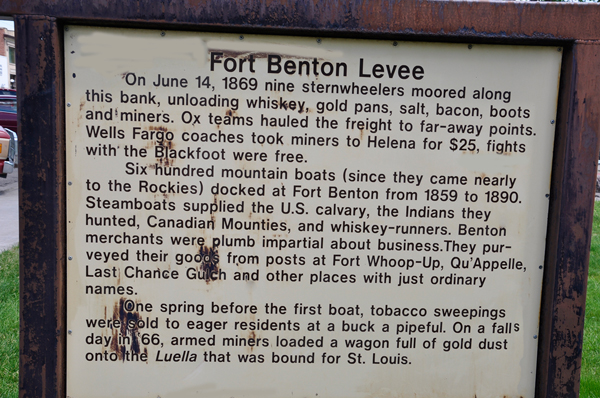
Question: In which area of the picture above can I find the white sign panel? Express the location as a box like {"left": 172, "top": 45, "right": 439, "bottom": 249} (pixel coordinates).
{"left": 65, "top": 26, "right": 561, "bottom": 398}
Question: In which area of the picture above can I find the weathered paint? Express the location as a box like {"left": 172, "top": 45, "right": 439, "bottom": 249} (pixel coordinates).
{"left": 7, "top": 1, "right": 600, "bottom": 398}
{"left": 16, "top": 15, "right": 66, "bottom": 398}
{"left": 63, "top": 27, "right": 561, "bottom": 396}
{"left": 537, "top": 41, "right": 600, "bottom": 398}
{"left": 0, "top": 1, "right": 600, "bottom": 41}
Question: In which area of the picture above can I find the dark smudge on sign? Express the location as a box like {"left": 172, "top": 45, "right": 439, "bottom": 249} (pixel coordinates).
{"left": 109, "top": 297, "right": 142, "bottom": 360}
{"left": 196, "top": 245, "right": 221, "bottom": 285}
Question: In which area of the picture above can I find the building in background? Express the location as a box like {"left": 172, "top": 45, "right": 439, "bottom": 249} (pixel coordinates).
{"left": 0, "top": 28, "right": 15, "bottom": 89}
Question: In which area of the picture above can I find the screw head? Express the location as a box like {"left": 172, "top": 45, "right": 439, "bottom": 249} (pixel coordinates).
{"left": 551, "top": 120, "right": 555, "bottom": 124}
{"left": 316, "top": 38, "right": 322, "bottom": 44}
{"left": 68, "top": 181, "right": 72, "bottom": 186}
{"left": 468, "top": 44, "right": 473, "bottom": 49}
{"left": 239, "top": 35, "right": 244, "bottom": 40}
{"left": 539, "top": 265, "right": 543, "bottom": 269}
{"left": 533, "top": 335, "right": 538, "bottom": 339}
{"left": 68, "top": 330, "right": 72, "bottom": 335}
{"left": 393, "top": 41, "right": 398, "bottom": 47}
{"left": 160, "top": 31, "right": 165, "bottom": 37}
{"left": 65, "top": 27, "right": 69, "bottom": 31}
{"left": 68, "top": 256, "right": 73, "bottom": 260}
{"left": 67, "top": 103, "right": 71, "bottom": 107}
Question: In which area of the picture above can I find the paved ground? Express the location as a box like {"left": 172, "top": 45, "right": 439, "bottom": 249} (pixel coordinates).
{"left": 0, "top": 171, "right": 18, "bottom": 252}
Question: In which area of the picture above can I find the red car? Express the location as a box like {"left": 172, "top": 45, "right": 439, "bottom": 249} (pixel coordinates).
{"left": 0, "top": 125, "right": 16, "bottom": 177}
{"left": 0, "top": 95, "right": 17, "bottom": 131}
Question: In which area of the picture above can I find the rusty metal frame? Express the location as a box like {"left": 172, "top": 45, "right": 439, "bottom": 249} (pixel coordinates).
{"left": 4, "top": 1, "right": 600, "bottom": 397}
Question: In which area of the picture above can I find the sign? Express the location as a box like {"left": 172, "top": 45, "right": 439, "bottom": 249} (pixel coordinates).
{"left": 65, "top": 26, "right": 562, "bottom": 397}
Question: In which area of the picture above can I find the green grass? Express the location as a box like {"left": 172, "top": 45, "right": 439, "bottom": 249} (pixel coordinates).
{"left": 582, "top": 202, "right": 600, "bottom": 398}
{"left": 0, "top": 246, "right": 18, "bottom": 398}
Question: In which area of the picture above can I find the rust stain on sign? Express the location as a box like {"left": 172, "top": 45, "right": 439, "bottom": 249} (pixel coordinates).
{"left": 110, "top": 297, "right": 142, "bottom": 359}
{"left": 195, "top": 245, "right": 221, "bottom": 284}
